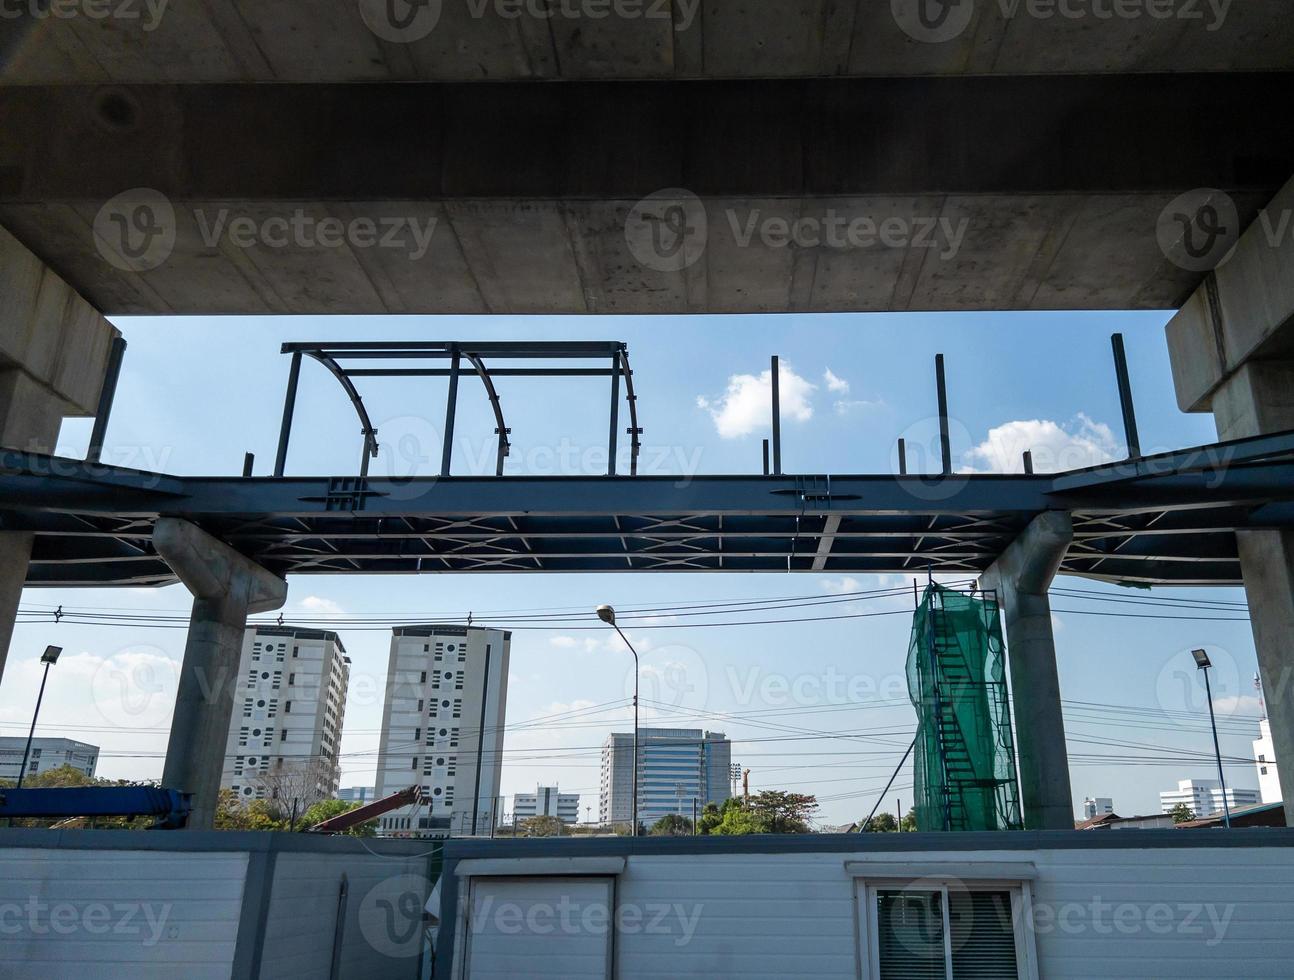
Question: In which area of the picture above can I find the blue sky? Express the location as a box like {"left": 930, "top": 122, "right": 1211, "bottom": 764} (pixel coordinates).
{"left": 0, "top": 311, "right": 1267, "bottom": 826}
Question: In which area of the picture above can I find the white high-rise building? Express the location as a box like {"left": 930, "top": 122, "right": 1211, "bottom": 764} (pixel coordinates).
{"left": 600, "top": 728, "right": 731, "bottom": 827}
{"left": 513, "top": 785, "right": 580, "bottom": 825}
{"left": 374, "top": 625, "right": 510, "bottom": 838}
{"left": 221, "top": 626, "right": 350, "bottom": 805}
{"left": 1159, "top": 778, "right": 1260, "bottom": 818}
{"left": 0, "top": 737, "right": 98, "bottom": 782}
{"left": 1254, "top": 719, "right": 1280, "bottom": 804}
{"left": 1083, "top": 796, "right": 1114, "bottom": 820}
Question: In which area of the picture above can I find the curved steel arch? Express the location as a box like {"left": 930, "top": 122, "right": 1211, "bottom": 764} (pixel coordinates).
{"left": 463, "top": 351, "right": 511, "bottom": 476}
{"left": 302, "top": 350, "right": 380, "bottom": 475}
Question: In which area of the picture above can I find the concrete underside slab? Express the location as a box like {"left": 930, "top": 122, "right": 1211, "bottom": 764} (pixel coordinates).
{"left": 1, "top": 75, "right": 1289, "bottom": 315}
{"left": 1, "top": 0, "right": 1292, "bottom": 84}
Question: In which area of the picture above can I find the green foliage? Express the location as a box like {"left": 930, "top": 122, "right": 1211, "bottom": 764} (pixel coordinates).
{"left": 298, "top": 798, "right": 376, "bottom": 837}
{"left": 519, "top": 815, "right": 565, "bottom": 837}
{"left": 708, "top": 792, "right": 818, "bottom": 835}
{"left": 215, "top": 789, "right": 289, "bottom": 831}
{"left": 696, "top": 801, "right": 724, "bottom": 835}
{"left": 649, "top": 813, "right": 694, "bottom": 836}
{"left": 1169, "top": 802, "right": 1196, "bottom": 824}
{"left": 863, "top": 812, "right": 899, "bottom": 832}
{"left": 900, "top": 808, "right": 918, "bottom": 833}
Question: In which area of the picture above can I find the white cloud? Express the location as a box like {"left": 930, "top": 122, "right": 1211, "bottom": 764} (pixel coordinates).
{"left": 824, "top": 368, "right": 850, "bottom": 394}
{"left": 700, "top": 362, "right": 815, "bottom": 438}
{"left": 961, "top": 414, "right": 1120, "bottom": 474}
{"left": 834, "top": 397, "right": 885, "bottom": 417}
{"left": 548, "top": 635, "right": 579, "bottom": 649}
{"left": 820, "top": 576, "right": 862, "bottom": 594}
{"left": 298, "top": 595, "right": 345, "bottom": 616}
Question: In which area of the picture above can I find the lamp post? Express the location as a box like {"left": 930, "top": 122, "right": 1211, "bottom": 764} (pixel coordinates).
{"left": 596, "top": 604, "right": 639, "bottom": 836}
{"left": 16, "top": 646, "right": 62, "bottom": 790}
{"left": 1192, "top": 648, "right": 1231, "bottom": 828}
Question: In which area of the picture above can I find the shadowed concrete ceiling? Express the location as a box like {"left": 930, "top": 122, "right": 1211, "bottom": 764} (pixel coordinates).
{"left": 1, "top": 5, "right": 1292, "bottom": 317}
{"left": 1, "top": 75, "right": 1290, "bottom": 315}
{"left": 1, "top": 0, "right": 1292, "bottom": 83}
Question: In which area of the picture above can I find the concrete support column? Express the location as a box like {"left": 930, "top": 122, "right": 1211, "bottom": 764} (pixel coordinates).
{"left": 1165, "top": 169, "right": 1294, "bottom": 825}
{"left": 0, "top": 224, "right": 119, "bottom": 690}
{"left": 154, "top": 519, "right": 286, "bottom": 829}
{"left": 1211, "top": 362, "right": 1294, "bottom": 825}
{"left": 0, "top": 371, "right": 68, "bottom": 690}
{"left": 979, "top": 511, "right": 1075, "bottom": 830}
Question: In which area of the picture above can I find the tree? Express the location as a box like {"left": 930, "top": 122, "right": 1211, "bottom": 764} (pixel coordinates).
{"left": 519, "top": 815, "right": 564, "bottom": 837}
{"left": 247, "top": 759, "right": 335, "bottom": 826}
{"left": 649, "top": 813, "right": 693, "bottom": 836}
{"left": 712, "top": 805, "right": 766, "bottom": 836}
{"left": 298, "top": 798, "right": 377, "bottom": 837}
{"left": 862, "top": 812, "right": 898, "bottom": 832}
{"left": 1169, "top": 802, "right": 1196, "bottom": 824}
{"left": 746, "top": 791, "right": 818, "bottom": 833}
{"left": 696, "top": 801, "right": 723, "bottom": 835}
{"left": 900, "top": 808, "right": 918, "bottom": 833}
{"left": 215, "top": 789, "right": 288, "bottom": 831}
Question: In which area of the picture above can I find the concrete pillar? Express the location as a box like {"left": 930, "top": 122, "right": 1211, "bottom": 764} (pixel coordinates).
{"left": 0, "top": 224, "right": 119, "bottom": 689}
{"left": 1165, "top": 170, "right": 1294, "bottom": 825}
{"left": 154, "top": 519, "right": 287, "bottom": 829}
{"left": 1211, "top": 363, "right": 1294, "bottom": 825}
{"left": 979, "top": 511, "right": 1075, "bottom": 830}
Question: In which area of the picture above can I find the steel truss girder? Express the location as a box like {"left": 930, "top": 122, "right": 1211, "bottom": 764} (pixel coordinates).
{"left": 4, "top": 428, "right": 1294, "bottom": 587}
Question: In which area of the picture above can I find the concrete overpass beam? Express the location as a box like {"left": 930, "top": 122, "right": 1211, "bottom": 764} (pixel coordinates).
{"left": 1167, "top": 172, "right": 1294, "bottom": 825}
{"left": 154, "top": 519, "right": 286, "bottom": 829}
{"left": 0, "top": 224, "right": 118, "bottom": 689}
{"left": 979, "top": 511, "right": 1074, "bottom": 830}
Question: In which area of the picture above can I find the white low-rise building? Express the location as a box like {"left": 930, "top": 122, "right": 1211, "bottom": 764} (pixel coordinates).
{"left": 1160, "top": 777, "right": 1259, "bottom": 818}
{"left": 513, "top": 785, "right": 580, "bottom": 824}
{"left": 0, "top": 737, "right": 98, "bottom": 782}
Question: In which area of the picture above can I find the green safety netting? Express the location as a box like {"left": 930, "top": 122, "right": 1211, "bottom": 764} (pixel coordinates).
{"left": 906, "top": 584, "right": 1023, "bottom": 832}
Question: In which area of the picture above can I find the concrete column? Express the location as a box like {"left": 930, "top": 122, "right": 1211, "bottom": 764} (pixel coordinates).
{"left": 1165, "top": 169, "right": 1294, "bottom": 825}
{"left": 979, "top": 511, "right": 1075, "bottom": 831}
{"left": 0, "top": 225, "right": 119, "bottom": 690}
{"left": 0, "top": 374, "right": 71, "bottom": 691}
{"left": 1211, "top": 362, "right": 1294, "bottom": 826}
{"left": 154, "top": 519, "right": 286, "bottom": 829}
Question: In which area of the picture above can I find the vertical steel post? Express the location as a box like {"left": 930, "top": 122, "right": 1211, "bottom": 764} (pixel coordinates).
{"left": 15, "top": 662, "right": 53, "bottom": 790}
{"left": 242, "top": 452, "right": 255, "bottom": 477}
{"left": 935, "top": 354, "right": 951, "bottom": 475}
{"left": 273, "top": 351, "right": 303, "bottom": 477}
{"left": 1111, "top": 333, "right": 1141, "bottom": 459}
{"left": 762, "top": 439, "right": 770, "bottom": 475}
{"left": 897, "top": 438, "right": 908, "bottom": 475}
{"left": 441, "top": 348, "right": 461, "bottom": 478}
{"left": 770, "top": 356, "right": 782, "bottom": 475}
{"left": 1203, "top": 667, "right": 1232, "bottom": 828}
{"left": 1022, "top": 450, "right": 1034, "bottom": 474}
{"left": 608, "top": 356, "right": 621, "bottom": 476}
{"left": 86, "top": 335, "right": 127, "bottom": 465}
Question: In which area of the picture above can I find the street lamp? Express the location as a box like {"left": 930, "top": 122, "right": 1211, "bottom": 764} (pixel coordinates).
{"left": 1192, "top": 648, "right": 1231, "bottom": 828}
{"left": 16, "top": 646, "right": 62, "bottom": 790}
{"left": 596, "top": 604, "right": 639, "bottom": 836}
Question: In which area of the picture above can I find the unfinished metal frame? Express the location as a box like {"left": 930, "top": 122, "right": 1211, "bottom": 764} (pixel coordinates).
{"left": 271, "top": 341, "right": 642, "bottom": 479}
